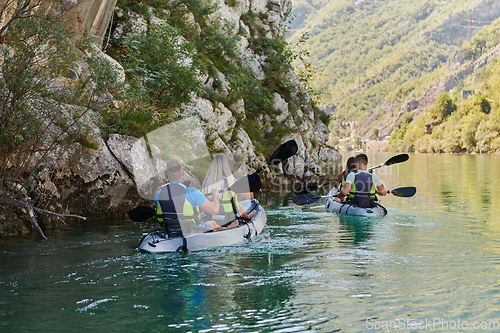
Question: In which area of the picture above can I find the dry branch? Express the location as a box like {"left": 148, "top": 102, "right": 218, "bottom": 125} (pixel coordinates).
{"left": 0, "top": 197, "right": 87, "bottom": 239}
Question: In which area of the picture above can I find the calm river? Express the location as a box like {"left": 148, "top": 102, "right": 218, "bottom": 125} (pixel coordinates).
{"left": 2, "top": 153, "right": 500, "bottom": 332}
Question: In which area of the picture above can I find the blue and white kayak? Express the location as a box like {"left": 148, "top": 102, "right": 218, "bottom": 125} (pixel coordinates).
{"left": 324, "top": 188, "right": 387, "bottom": 216}
{"left": 137, "top": 200, "right": 266, "bottom": 253}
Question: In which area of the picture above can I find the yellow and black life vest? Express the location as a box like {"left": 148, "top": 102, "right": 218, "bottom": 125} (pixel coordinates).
{"left": 156, "top": 183, "right": 200, "bottom": 236}
{"left": 347, "top": 171, "right": 376, "bottom": 208}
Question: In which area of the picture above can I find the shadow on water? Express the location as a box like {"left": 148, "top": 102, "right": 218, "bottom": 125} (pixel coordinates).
{"left": 337, "top": 215, "right": 379, "bottom": 247}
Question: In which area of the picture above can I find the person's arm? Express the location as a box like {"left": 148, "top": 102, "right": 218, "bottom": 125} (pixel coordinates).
{"left": 336, "top": 182, "right": 351, "bottom": 201}
{"left": 199, "top": 188, "right": 220, "bottom": 215}
{"left": 335, "top": 172, "right": 354, "bottom": 202}
{"left": 375, "top": 184, "right": 387, "bottom": 196}
{"left": 238, "top": 202, "right": 256, "bottom": 219}
{"left": 373, "top": 174, "right": 386, "bottom": 196}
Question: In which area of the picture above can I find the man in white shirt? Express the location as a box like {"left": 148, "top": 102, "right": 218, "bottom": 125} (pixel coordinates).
{"left": 335, "top": 153, "right": 387, "bottom": 208}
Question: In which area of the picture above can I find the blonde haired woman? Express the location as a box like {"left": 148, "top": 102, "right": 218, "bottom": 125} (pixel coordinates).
{"left": 202, "top": 154, "right": 256, "bottom": 229}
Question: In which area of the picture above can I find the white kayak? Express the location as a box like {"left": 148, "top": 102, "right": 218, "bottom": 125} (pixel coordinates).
{"left": 137, "top": 200, "right": 266, "bottom": 253}
{"left": 324, "top": 188, "right": 387, "bottom": 216}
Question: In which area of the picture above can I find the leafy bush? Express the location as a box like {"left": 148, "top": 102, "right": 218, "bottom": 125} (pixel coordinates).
{"left": 427, "top": 91, "right": 456, "bottom": 121}
{"left": 121, "top": 23, "right": 206, "bottom": 111}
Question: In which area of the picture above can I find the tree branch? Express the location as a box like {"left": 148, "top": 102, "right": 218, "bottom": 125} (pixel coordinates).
{"left": 0, "top": 197, "right": 87, "bottom": 239}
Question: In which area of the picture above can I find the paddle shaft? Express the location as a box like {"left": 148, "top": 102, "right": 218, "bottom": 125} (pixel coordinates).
{"left": 292, "top": 186, "right": 416, "bottom": 205}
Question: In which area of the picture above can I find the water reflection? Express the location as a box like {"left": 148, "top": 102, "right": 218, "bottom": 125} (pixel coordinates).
{"left": 337, "top": 216, "right": 377, "bottom": 247}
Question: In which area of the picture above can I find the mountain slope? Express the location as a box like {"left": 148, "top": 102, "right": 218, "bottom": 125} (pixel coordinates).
{"left": 287, "top": 0, "right": 500, "bottom": 139}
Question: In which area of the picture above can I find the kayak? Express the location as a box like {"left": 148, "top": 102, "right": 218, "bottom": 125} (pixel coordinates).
{"left": 137, "top": 199, "right": 266, "bottom": 253}
{"left": 324, "top": 188, "right": 387, "bottom": 216}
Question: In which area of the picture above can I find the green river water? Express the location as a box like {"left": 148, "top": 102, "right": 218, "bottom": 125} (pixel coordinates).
{"left": 2, "top": 153, "right": 500, "bottom": 332}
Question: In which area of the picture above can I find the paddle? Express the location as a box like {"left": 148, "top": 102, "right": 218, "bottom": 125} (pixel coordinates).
{"left": 368, "top": 154, "right": 409, "bottom": 171}
{"left": 127, "top": 206, "right": 156, "bottom": 223}
{"left": 127, "top": 140, "right": 298, "bottom": 222}
{"left": 291, "top": 186, "right": 417, "bottom": 206}
{"left": 255, "top": 139, "right": 298, "bottom": 174}
{"left": 295, "top": 154, "right": 410, "bottom": 195}
{"left": 387, "top": 186, "right": 416, "bottom": 197}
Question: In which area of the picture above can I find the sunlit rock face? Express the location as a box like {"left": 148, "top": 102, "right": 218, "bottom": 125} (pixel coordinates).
{"left": 60, "top": 0, "right": 117, "bottom": 45}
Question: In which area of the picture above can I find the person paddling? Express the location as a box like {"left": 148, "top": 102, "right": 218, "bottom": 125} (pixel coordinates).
{"left": 334, "top": 156, "right": 356, "bottom": 192}
{"left": 202, "top": 154, "right": 256, "bottom": 229}
{"left": 155, "top": 159, "right": 224, "bottom": 237}
{"left": 335, "top": 153, "right": 387, "bottom": 208}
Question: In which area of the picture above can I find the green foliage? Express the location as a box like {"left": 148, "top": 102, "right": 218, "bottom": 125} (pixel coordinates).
{"left": 121, "top": 23, "right": 206, "bottom": 111}
{"left": 105, "top": 1, "right": 309, "bottom": 157}
{"left": 288, "top": 0, "right": 484, "bottom": 137}
{"left": 461, "top": 17, "right": 500, "bottom": 61}
{"left": 224, "top": 0, "right": 239, "bottom": 8}
{"left": 0, "top": 6, "right": 105, "bottom": 201}
{"left": 427, "top": 91, "right": 456, "bottom": 121}
{"left": 391, "top": 54, "right": 500, "bottom": 153}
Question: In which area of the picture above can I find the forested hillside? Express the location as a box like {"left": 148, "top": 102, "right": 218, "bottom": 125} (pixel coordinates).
{"left": 390, "top": 23, "right": 500, "bottom": 154}
{"left": 287, "top": 0, "right": 500, "bottom": 141}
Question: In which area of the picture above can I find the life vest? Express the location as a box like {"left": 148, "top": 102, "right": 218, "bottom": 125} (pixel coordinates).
{"left": 156, "top": 183, "right": 200, "bottom": 236}
{"left": 339, "top": 169, "right": 353, "bottom": 191}
{"left": 220, "top": 191, "right": 238, "bottom": 214}
{"left": 347, "top": 171, "right": 376, "bottom": 208}
{"left": 206, "top": 179, "right": 239, "bottom": 224}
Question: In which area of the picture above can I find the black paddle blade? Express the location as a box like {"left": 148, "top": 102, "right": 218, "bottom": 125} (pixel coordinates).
{"left": 127, "top": 206, "right": 155, "bottom": 222}
{"left": 389, "top": 186, "right": 416, "bottom": 197}
{"left": 294, "top": 185, "right": 319, "bottom": 195}
{"left": 291, "top": 194, "right": 321, "bottom": 205}
{"left": 385, "top": 154, "right": 409, "bottom": 166}
{"left": 268, "top": 139, "right": 298, "bottom": 166}
{"left": 228, "top": 174, "right": 262, "bottom": 193}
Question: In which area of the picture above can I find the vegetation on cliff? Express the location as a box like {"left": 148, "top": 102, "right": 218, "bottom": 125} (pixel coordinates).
{"left": 0, "top": 0, "right": 327, "bottom": 213}
{"left": 288, "top": 0, "right": 500, "bottom": 139}
{"left": 390, "top": 18, "right": 500, "bottom": 153}
{"left": 0, "top": 1, "right": 110, "bottom": 204}
{"left": 106, "top": 0, "right": 327, "bottom": 156}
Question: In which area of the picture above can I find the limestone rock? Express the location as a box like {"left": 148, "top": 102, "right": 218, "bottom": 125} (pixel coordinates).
{"left": 228, "top": 127, "right": 264, "bottom": 173}
{"left": 0, "top": 207, "right": 29, "bottom": 236}
{"left": 311, "top": 120, "right": 330, "bottom": 144}
{"left": 274, "top": 93, "right": 289, "bottom": 123}
{"left": 106, "top": 134, "right": 162, "bottom": 200}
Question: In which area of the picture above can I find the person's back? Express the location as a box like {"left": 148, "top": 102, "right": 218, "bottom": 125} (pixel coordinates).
{"left": 156, "top": 159, "right": 222, "bottom": 236}
{"left": 202, "top": 155, "right": 238, "bottom": 222}
{"left": 202, "top": 154, "right": 255, "bottom": 227}
{"left": 346, "top": 169, "right": 377, "bottom": 207}
{"left": 335, "top": 154, "right": 387, "bottom": 208}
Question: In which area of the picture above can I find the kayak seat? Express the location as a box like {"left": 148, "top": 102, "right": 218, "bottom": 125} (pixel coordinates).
{"left": 162, "top": 219, "right": 199, "bottom": 238}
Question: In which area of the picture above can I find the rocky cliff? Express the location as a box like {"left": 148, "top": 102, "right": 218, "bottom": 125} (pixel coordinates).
{"left": 0, "top": 0, "right": 340, "bottom": 236}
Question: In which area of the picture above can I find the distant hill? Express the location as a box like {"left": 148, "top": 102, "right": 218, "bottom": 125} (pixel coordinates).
{"left": 287, "top": 0, "right": 500, "bottom": 141}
